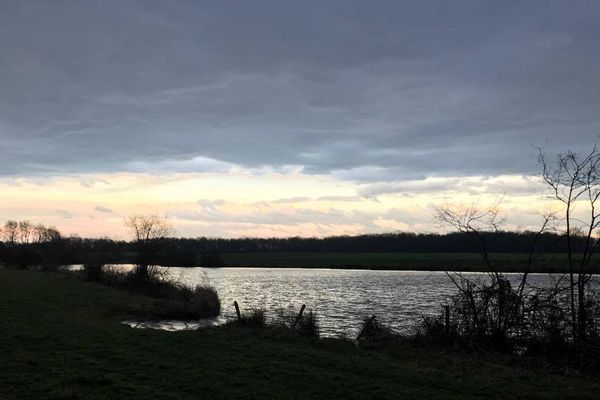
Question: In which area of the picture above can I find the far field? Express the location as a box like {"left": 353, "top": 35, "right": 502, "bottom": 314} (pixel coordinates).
{"left": 215, "top": 252, "right": 592, "bottom": 273}
{"left": 101, "top": 251, "right": 596, "bottom": 273}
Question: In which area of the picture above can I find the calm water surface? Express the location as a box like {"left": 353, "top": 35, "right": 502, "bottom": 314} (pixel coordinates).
{"left": 112, "top": 266, "right": 568, "bottom": 337}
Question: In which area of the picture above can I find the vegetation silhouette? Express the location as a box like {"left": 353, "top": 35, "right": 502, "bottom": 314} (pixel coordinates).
{"left": 0, "top": 227, "right": 590, "bottom": 272}
{"left": 412, "top": 145, "right": 600, "bottom": 367}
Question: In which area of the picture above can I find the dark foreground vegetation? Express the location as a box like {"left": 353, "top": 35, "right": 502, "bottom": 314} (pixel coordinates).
{"left": 81, "top": 263, "right": 220, "bottom": 320}
{"left": 227, "top": 306, "right": 320, "bottom": 338}
{"left": 2, "top": 268, "right": 600, "bottom": 400}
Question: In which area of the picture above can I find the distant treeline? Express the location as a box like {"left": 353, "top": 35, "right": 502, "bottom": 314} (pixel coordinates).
{"left": 0, "top": 228, "right": 583, "bottom": 267}
{"left": 177, "top": 231, "right": 569, "bottom": 253}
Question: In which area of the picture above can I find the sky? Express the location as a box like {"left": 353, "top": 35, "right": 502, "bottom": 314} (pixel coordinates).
{"left": 1, "top": 1, "right": 599, "bottom": 238}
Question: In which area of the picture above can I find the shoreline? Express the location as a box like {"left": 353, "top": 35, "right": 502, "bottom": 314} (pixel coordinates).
{"left": 91, "top": 252, "right": 596, "bottom": 274}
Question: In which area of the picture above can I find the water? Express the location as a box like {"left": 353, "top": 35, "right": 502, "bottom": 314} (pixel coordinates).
{"left": 174, "top": 267, "right": 457, "bottom": 336}
{"left": 85, "top": 265, "right": 568, "bottom": 337}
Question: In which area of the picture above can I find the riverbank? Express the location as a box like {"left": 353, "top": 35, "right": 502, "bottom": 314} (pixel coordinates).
{"left": 90, "top": 251, "right": 590, "bottom": 273}
{"left": 1, "top": 269, "right": 599, "bottom": 399}
{"left": 215, "top": 252, "right": 587, "bottom": 273}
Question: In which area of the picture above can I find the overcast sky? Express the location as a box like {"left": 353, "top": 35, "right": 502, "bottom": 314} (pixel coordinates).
{"left": 1, "top": 1, "right": 599, "bottom": 237}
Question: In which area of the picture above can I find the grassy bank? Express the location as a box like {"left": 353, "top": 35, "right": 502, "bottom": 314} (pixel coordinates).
{"left": 216, "top": 252, "right": 586, "bottom": 273}
{"left": 82, "top": 251, "right": 593, "bottom": 273}
{"left": 1, "top": 269, "right": 599, "bottom": 399}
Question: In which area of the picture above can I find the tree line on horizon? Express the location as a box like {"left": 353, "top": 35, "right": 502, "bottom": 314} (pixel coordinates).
{"left": 0, "top": 218, "right": 588, "bottom": 268}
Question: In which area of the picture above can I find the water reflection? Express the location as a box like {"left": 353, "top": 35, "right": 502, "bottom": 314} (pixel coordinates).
{"left": 123, "top": 317, "right": 228, "bottom": 331}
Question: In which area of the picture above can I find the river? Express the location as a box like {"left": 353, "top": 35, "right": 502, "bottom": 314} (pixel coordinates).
{"left": 93, "top": 265, "right": 572, "bottom": 337}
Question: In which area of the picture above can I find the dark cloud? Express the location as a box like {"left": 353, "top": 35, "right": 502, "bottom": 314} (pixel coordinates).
{"left": 55, "top": 209, "right": 75, "bottom": 219}
{"left": 173, "top": 206, "right": 401, "bottom": 232}
{"left": 1, "top": 1, "right": 599, "bottom": 181}
{"left": 94, "top": 205, "right": 113, "bottom": 214}
{"left": 357, "top": 176, "right": 544, "bottom": 198}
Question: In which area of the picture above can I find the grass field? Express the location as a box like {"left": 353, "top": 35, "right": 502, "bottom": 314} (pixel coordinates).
{"left": 96, "top": 251, "right": 594, "bottom": 273}
{"left": 217, "top": 252, "right": 589, "bottom": 273}
{"left": 2, "top": 268, "right": 600, "bottom": 399}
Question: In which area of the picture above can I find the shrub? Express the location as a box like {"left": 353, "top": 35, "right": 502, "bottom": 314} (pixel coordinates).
{"left": 268, "top": 307, "right": 320, "bottom": 337}
{"left": 520, "top": 292, "right": 570, "bottom": 356}
{"left": 179, "top": 285, "right": 221, "bottom": 319}
{"left": 82, "top": 263, "right": 221, "bottom": 319}
{"left": 100, "top": 264, "right": 128, "bottom": 286}
{"left": 83, "top": 263, "right": 103, "bottom": 281}
{"left": 422, "top": 274, "right": 524, "bottom": 352}
{"left": 295, "top": 310, "right": 319, "bottom": 337}
{"left": 416, "top": 313, "right": 458, "bottom": 346}
{"left": 419, "top": 274, "right": 600, "bottom": 362}
{"left": 356, "top": 315, "right": 397, "bottom": 344}
{"left": 229, "top": 308, "right": 267, "bottom": 328}
{"left": 128, "top": 264, "right": 167, "bottom": 283}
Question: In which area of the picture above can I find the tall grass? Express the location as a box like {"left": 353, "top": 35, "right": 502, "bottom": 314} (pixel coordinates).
{"left": 356, "top": 315, "right": 397, "bottom": 344}
{"left": 269, "top": 308, "right": 319, "bottom": 337}
{"left": 228, "top": 306, "right": 320, "bottom": 337}
{"left": 228, "top": 309, "right": 267, "bottom": 328}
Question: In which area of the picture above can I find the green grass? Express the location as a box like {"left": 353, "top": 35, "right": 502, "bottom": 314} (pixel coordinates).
{"left": 95, "top": 250, "right": 592, "bottom": 273}
{"left": 218, "top": 252, "right": 586, "bottom": 273}
{"left": 1, "top": 268, "right": 600, "bottom": 399}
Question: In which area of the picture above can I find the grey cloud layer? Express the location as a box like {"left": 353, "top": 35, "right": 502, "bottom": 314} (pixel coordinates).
{"left": 1, "top": 1, "right": 599, "bottom": 179}
{"left": 94, "top": 205, "right": 114, "bottom": 214}
{"left": 174, "top": 205, "right": 416, "bottom": 233}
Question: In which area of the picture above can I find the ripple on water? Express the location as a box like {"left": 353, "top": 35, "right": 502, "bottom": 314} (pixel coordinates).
{"left": 90, "top": 265, "right": 580, "bottom": 337}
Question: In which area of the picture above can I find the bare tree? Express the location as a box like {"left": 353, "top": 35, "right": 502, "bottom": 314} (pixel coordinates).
{"left": 124, "top": 214, "right": 174, "bottom": 279}
{"left": 32, "top": 223, "right": 46, "bottom": 243}
{"left": 538, "top": 145, "right": 600, "bottom": 344}
{"left": 17, "top": 220, "right": 33, "bottom": 244}
{"left": 434, "top": 201, "right": 504, "bottom": 271}
{"left": 30, "top": 223, "right": 61, "bottom": 243}
{"left": 45, "top": 226, "right": 61, "bottom": 242}
{"left": 433, "top": 202, "right": 519, "bottom": 342}
{"left": 3, "top": 220, "right": 18, "bottom": 244}
{"left": 432, "top": 202, "right": 559, "bottom": 346}
{"left": 2, "top": 220, "right": 61, "bottom": 245}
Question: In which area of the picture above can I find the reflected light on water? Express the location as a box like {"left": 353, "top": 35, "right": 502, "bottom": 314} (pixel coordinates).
{"left": 69, "top": 265, "right": 576, "bottom": 337}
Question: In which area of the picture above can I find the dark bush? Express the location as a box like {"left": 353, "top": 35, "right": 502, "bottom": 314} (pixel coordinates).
{"left": 416, "top": 313, "right": 459, "bottom": 346}
{"left": 178, "top": 284, "right": 221, "bottom": 319}
{"left": 520, "top": 293, "right": 570, "bottom": 356}
{"left": 78, "top": 263, "right": 221, "bottom": 319}
{"left": 229, "top": 309, "right": 267, "bottom": 328}
{"left": 83, "top": 264, "right": 103, "bottom": 281}
{"left": 266, "top": 307, "right": 320, "bottom": 337}
{"left": 356, "top": 315, "right": 397, "bottom": 344}
{"left": 420, "top": 274, "right": 523, "bottom": 352}
{"left": 418, "top": 274, "right": 600, "bottom": 362}
{"left": 295, "top": 310, "right": 319, "bottom": 337}
{"left": 127, "top": 264, "right": 167, "bottom": 283}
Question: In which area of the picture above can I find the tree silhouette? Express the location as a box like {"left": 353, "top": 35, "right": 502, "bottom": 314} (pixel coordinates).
{"left": 124, "top": 214, "right": 174, "bottom": 280}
